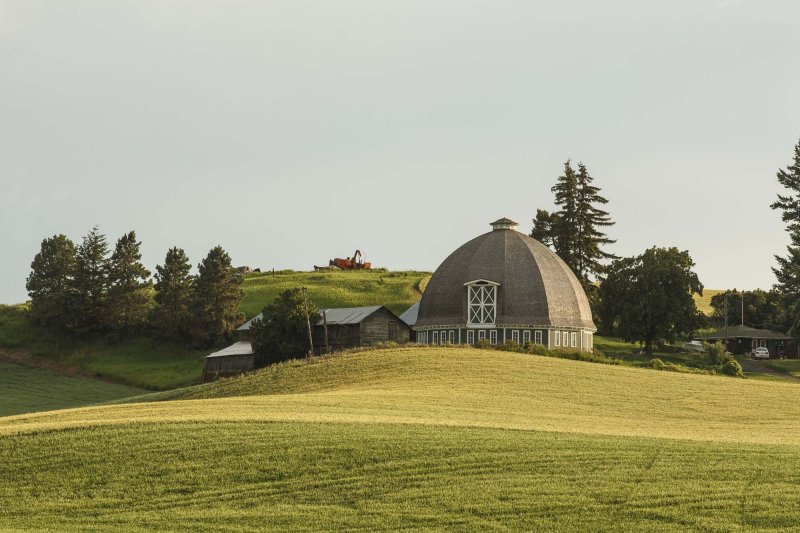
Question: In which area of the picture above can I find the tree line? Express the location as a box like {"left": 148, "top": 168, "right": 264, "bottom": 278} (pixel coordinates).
{"left": 25, "top": 227, "right": 244, "bottom": 345}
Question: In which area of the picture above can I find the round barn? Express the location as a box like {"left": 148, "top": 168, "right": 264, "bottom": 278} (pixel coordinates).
{"left": 414, "top": 218, "right": 597, "bottom": 351}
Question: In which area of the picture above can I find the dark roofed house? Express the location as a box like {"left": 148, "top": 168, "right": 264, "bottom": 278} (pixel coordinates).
{"left": 694, "top": 325, "right": 795, "bottom": 358}
{"left": 415, "top": 217, "right": 597, "bottom": 351}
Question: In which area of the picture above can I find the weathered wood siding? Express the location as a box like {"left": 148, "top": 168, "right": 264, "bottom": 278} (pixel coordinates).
{"left": 359, "top": 308, "right": 411, "bottom": 345}
{"left": 202, "top": 355, "right": 255, "bottom": 383}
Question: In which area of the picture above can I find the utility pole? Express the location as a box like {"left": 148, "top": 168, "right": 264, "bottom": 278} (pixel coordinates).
{"left": 303, "top": 287, "right": 313, "bottom": 357}
{"left": 741, "top": 291, "right": 745, "bottom": 326}
{"left": 724, "top": 292, "right": 729, "bottom": 352}
{"left": 323, "top": 309, "right": 329, "bottom": 353}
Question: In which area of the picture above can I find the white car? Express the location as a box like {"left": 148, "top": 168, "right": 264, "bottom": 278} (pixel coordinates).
{"left": 684, "top": 340, "right": 704, "bottom": 353}
{"left": 752, "top": 347, "right": 770, "bottom": 359}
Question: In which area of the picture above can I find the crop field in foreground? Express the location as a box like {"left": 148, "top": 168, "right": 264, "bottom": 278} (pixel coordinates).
{"left": 3, "top": 347, "right": 800, "bottom": 531}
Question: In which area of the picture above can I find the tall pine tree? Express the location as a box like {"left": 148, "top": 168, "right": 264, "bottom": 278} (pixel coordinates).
{"left": 67, "top": 227, "right": 110, "bottom": 335}
{"left": 153, "top": 247, "right": 194, "bottom": 339}
{"left": 26, "top": 234, "right": 77, "bottom": 329}
{"left": 770, "top": 139, "right": 800, "bottom": 333}
{"left": 549, "top": 161, "right": 580, "bottom": 271}
{"left": 106, "top": 231, "right": 152, "bottom": 335}
{"left": 574, "top": 162, "right": 617, "bottom": 281}
{"left": 192, "top": 246, "right": 245, "bottom": 345}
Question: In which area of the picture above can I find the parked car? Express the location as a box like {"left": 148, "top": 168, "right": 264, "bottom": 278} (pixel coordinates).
{"left": 684, "top": 340, "right": 704, "bottom": 353}
{"left": 752, "top": 347, "right": 770, "bottom": 359}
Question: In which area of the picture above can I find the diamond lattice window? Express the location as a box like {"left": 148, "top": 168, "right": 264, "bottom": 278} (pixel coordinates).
{"left": 468, "top": 284, "right": 497, "bottom": 325}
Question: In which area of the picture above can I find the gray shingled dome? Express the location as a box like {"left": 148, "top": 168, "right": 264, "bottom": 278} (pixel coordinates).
{"left": 416, "top": 220, "right": 596, "bottom": 330}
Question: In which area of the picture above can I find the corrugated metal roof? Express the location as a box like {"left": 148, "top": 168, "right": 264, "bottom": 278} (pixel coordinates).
{"left": 399, "top": 301, "right": 420, "bottom": 326}
{"left": 317, "top": 306, "right": 383, "bottom": 325}
{"left": 237, "top": 306, "right": 386, "bottom": 331}
{"left": 206, "top": 341, "right": 255, "bottom": 358}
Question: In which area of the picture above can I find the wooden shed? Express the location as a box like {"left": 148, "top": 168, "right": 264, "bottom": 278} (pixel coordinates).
{"left": 315, "top": 305, "right": 411, "bottom": 352}
{"left": 202, "top": 341, "right": 255, "bottom": 382}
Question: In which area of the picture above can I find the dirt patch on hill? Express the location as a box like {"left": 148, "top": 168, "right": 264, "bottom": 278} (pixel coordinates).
{"left": 0, "top": 346, "right": 86, "bottom": 378}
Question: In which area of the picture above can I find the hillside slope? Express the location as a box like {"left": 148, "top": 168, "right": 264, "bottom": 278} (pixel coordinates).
{"left": 3, "top": 347, "right": 800, "bottom": 531}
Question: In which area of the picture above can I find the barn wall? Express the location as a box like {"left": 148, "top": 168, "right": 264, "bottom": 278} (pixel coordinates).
{"left": 202, "top": 355, "right": 255, "bottom": 382}
{"left": 360, "top": 308, "right": 411, "bottom": 345}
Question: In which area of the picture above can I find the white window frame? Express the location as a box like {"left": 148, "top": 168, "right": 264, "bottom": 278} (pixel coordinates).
{"left": 419, "top": 331, "right": 426, "bottom": 344}
{"left": 562, "top": 331, "right": 569, "bottom": 347}
{"left": 440, "top": 330, "right": 447, "bottom": 345}
{"left": 448, "top": 330, "right": 455, "bottom": 345}
{"left": 534, "top": 330, "right": 542, "bottom": 345}
{"left": 511, "top": 330, "right": 519, "bottom": 343}
{"left": 571, "top": 332, "right": 577, "bottom": 348}
{"left": 554, "top": 330, "right": 560, "bottom": 347}
{"left": 432, "top": 331, "right": 438, "bottom": 345}
{"left": 759, "top": 339, "right": 767, "bottom": 348}
{"left": 523, "top": 330, "right": 531, "bottom": 344}
{"left": 465, "top": 280, "right": 500, "bottom": 326}
{"left": 478, "top": 330, "right": 486, "bottom": 341}
{"left": 467, "top": 330, "right": 475, "bottom": 344}
{"left": 489, "top": 330, "right": 498, "bottom": 345}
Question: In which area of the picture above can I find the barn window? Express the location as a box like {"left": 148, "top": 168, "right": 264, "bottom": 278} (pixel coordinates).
{"left": 432, "top": 331, "right": 438, "bottom": 344}
{"left": 571, "top": 332, "right": 577, "bottom": 348}
{"left": 467, "top": 330, "right": 474, "bottom": 344}
{"left": 449, "top": 330, "right": 455, "bottom": 345}
{"left": 489, "top": 330, "right": 498, "bottom": 345}
{"left": 511, "top": 330, "right": 519, "bottom": 343}
{"left": 534, "top": 330, "right": 542, "bottom": 345}
{"left": 554, "top": 330, "right": 560, "bottom": 347}
{"left": 419, "top": 331, "right": 427, "bottom": 344}
{"left": 478, "top": 330, "right": 486, "bottom": 341}
{"left": 466, "top": 280, "right": 498, "bottom": 325}
{"left": 440, "top": 330, "right": 447, "bottom": 345}
{"left": 562, "top": 331, "right": 569, "bottom": 347}
{"left": 523, "top": 330, "right": 531, "bottom": 344}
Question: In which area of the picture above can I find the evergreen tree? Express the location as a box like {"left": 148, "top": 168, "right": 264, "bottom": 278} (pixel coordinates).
{"left": 770, "top": 139, "right": 800, "bottom": 333}
{"left": 574, "top": 162, "right": 617, "bottom": 281}
{"left": 530, "top": 209, "right": 557, "bottom": 248}
{"left": 549, "top": 161, "right": 580, "bottom": 271}
{"left": 25, "top": 234, "right": 77, "bottom": 328}
{"left": 250, "top": 287, "right": 318, "bottom": 366}
{"left": 153, "top": 247, "right": 194, "bottom": 339}
{"left": 192, "top": 246, "right": 245, "bottom": 345}
{"left": 67, "top": 227, "right": 110, "bottom": 335}
{"left": 106, "top": 231, "right": 152, "bottom": 335}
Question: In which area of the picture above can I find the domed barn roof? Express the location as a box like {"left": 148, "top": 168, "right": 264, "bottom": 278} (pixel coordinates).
{"left": 416, "top": 218, "right": 596, "bottom": 330}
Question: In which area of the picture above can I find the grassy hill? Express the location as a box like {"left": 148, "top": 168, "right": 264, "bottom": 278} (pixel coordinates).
{"left": 0, "top": 270, "right": 429, "bottom": 390}
{"left": 2, "top": 346, "right": 800, "bottom": 530}
{"left": 695, "top": 288, "right": 724, "bottom": 315}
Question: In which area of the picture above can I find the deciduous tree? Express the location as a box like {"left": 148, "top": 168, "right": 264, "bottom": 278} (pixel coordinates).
{"left": 599, "top": 247, "right": 704, "bottom": 353}
{"left": 250, "top": 287, "right": 318, "bottom": 366}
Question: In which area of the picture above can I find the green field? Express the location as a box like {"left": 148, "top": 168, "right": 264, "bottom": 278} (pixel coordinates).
{"left": 0, "top": 361, "right": 145, "bottom": 417}
{"left": 3, "top": 346, "right": 800, "bottom": 530}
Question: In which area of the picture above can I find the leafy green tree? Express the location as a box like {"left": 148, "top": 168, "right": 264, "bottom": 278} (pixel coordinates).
{"left": 599, "top": 247, "right": 704, "bottom": 353}
{"left": 770, "top": 139, "right": 800, "bottom": 333}
{"left": 250, "top": 288, "right": 318, "bottom": 366}
{"left": 106, "top": 231, "right": 152, "bottom": 335}
{"left": 67, "top": 227, "right": 110, "bottom": 335}
{"left": 153, "top": 247, "right": 194, "bottom": 339}
{"left": 192, "top": 246, "right": 245, "bottom": 345}
{"left": 709, "top": 289, "right": 785, "bottom": 331}
{"left": 25, "top": 234, "right": 77, "bottom": 328}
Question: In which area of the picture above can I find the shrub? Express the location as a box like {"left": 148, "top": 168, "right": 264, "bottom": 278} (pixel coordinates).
{"left": 649, "top": 358, "right": 666, "bottom": 370}
{"left": 705, "top": 341, "right": 731, "bottom": 366}
{"left": 721, "top": 360, "right": 744, "bottom": 377}
{"left": 475, "top": 339, "right": 491, "bottom": 349}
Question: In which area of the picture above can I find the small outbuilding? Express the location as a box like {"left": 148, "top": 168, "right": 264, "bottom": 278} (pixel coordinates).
{"left": 694, "top": 325, "right": 795, "bottom": 358}
{"left": 202, "top": 341, "right": 255, "bottom": 382}
{"left": 236, "top": 305, "right": 412, "bottom": 354}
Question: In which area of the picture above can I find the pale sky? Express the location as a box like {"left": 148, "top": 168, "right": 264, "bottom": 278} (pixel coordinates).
{"left": 1, "top": 0, "right": 799, "bottom": 304}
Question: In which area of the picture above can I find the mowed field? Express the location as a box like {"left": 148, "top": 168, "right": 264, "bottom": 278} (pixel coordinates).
{"left": 3, "top": 347, "right": 800, "bottom": 531}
